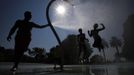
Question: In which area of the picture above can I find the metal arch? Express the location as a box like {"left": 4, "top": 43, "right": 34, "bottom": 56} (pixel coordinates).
{"left": 46, "top": 0, "right": 62, "bottom": 45}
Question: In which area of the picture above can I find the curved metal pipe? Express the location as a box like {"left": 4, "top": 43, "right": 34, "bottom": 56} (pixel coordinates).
{"left": 46, "top": 0, "right": 63, "bottom": 70}
{"left": 46, "top": 0, "right": 61, "bottom": 45}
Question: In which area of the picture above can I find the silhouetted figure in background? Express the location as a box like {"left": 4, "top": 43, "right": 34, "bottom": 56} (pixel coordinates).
{"left": 7, "top": 11, "right": 49, "bottom": 71}
{"left": 77, "top": 28, "right": 88, "bottom": 63}
{"left": 88, "top": 23, "right": 105, "bottom": 52}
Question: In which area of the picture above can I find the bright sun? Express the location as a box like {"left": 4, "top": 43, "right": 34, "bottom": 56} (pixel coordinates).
{"left": 56, "top": 5, "right": 66, "bottom": 15}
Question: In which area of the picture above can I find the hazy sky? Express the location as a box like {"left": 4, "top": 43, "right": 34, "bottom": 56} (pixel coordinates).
{"left": 0, "top": 0, "right": 134, "bottom": 60}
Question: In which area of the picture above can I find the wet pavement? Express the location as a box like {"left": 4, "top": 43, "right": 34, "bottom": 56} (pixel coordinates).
{"left": 0, "top": 62, "right": 134, "bottom": 75}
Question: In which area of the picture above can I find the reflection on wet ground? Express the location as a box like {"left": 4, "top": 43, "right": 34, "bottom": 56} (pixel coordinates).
{"left": 0, "top": 62, "right": 134, "bottom": 75}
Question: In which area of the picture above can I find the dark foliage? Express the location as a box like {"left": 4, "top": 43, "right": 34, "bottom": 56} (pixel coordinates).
{"left": 122, "top": 14, "right": 134, "bottom": 61}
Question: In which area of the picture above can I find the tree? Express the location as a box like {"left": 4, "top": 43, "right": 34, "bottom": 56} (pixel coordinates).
{"left": 48, "top": 46, "right": 61, "bottom": 63}
{"left": 0, "top": 46, "right": 5, "bottom": 51}
{"left": 62, "top": 34, "right": 93, "bottom": 64}
{"left": 48, "top": 34, "right": 92, "bottom": 64}
{"left": 31, "top": 47, "right": 46, "bottom": 62}
{"left": 110, "top": 36, "right": 122, "bottom": 60}
{"left": 122, "top": 14, "right": 134, "bottom": 61}
{"left": 61, "top": 34, "right": 79, "bottom": 64}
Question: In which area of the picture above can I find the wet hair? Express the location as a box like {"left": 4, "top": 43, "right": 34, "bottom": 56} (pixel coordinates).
{"left": 94, "top": 23, "right": 98, "bottom": 29}
{"left": 78, "top": 28, "right": 82, "bottom": 32}
{"left": 24, "top": 11, "right": 31, "bottom": 17}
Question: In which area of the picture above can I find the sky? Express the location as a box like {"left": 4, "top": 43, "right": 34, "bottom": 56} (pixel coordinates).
{"left": 0, "top": 0, "right": 134, "bottom": 60}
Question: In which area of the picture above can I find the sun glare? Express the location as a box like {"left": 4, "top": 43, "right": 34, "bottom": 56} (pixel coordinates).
{"left": 56, "top": 5, "right": 66, "bottom": 15}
